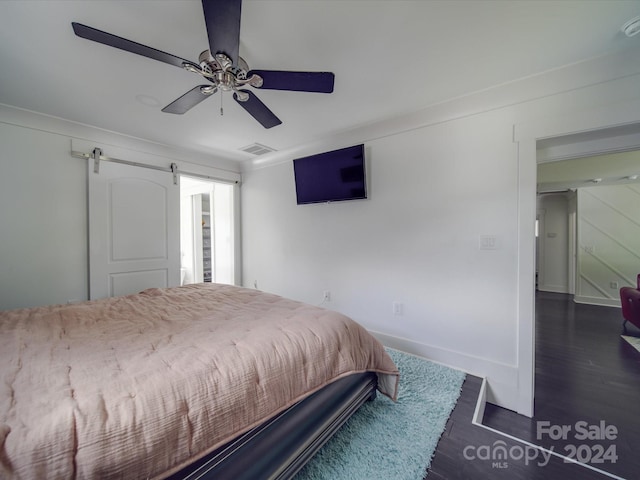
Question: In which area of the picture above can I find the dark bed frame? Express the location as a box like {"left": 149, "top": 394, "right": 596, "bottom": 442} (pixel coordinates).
{"left": 168, "top": 372, "right": 378, "bottom": 480}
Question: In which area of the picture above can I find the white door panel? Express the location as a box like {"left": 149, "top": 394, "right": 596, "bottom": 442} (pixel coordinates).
{"left": 110, "top": 178, "right": 168, "bottom": 260}
{"left": 89, "top": 161, "right": 179, "bottom": 299}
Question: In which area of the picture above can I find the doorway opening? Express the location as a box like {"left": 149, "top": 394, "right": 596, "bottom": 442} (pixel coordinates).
{"left": 536, "top": 149, "right": 640, "bottom": 305}
{"left": 180, "top": 176, "right": 235, "bottom": 286}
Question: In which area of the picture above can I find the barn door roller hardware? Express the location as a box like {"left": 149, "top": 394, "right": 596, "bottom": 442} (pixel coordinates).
{"left": 71, "top": 147, "right": 239, "bottom": 185}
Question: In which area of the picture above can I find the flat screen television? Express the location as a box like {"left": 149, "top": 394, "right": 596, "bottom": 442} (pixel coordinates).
{"left": 293, "top": 144, "right": 367, "bottom": 204}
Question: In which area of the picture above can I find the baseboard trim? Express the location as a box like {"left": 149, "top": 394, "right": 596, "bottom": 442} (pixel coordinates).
{"left": 370, "top": 330, "right": 521, "bottom": 412}
{"left": 574, "top": 295, "right": 621, "bottom": 308}
{"left": 538, "top": 285, "right": 569, "bottom": 294}
{"left": 472, "top": 377, "right": 488, "bottom": 425}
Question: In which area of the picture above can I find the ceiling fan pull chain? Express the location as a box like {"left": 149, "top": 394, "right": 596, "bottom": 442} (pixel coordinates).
{"left": 220, "top": 92, "right": 224, "bottom": 116}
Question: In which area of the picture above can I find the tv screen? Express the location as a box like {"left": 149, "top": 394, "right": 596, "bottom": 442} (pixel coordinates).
{"left": 293, "top": 144, "right": 367, "bottom": 204}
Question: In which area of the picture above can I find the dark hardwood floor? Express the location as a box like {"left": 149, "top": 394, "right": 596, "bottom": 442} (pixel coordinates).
{"left": 426, "top": 291, "right": 640, "bottom": 479}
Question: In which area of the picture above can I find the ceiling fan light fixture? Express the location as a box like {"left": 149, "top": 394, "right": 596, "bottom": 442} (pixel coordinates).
{"left": 234, "top": 90, "right": 250, "bottom": 102}
{"left": 215, "top": 53, "right": 232, "bottom": 71}
{"left": 247, "top": 74, "right": 263, "bottom": 88}
{"left": 182, "top": 62, "right": 202, "bottom": 74}
{"left": 200, "top": 85, "right": 217, "bottom": 95}
{"left": 622, "top": 15, "right": 640, "bottom": 37}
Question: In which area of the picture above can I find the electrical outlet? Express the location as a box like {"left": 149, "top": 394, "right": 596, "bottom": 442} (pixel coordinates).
{"left": 323, "top": 291, "right": 331, "bottom": 302}
{"left": 393, "top": 302, "right": 404, "bottom": 316}
{"left": 610, "top": 281, "right": 619, "bottom": 289}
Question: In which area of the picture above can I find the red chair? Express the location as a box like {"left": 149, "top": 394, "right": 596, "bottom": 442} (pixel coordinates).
{"left": 620, "top": 274, "right": 640, "bottom": 331}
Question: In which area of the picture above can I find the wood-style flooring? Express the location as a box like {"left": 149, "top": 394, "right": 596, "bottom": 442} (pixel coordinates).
{"left": 426, "top": 291, "right": 640, "bottom": 479}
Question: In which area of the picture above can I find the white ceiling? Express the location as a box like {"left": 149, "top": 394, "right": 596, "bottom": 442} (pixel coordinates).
{"left": 1, "top": 0, "right": 640, "bottom": 167}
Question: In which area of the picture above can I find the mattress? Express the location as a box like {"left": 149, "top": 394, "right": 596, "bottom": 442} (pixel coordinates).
{"left": 0, "top": 283, "right": 399, "bottom": 479}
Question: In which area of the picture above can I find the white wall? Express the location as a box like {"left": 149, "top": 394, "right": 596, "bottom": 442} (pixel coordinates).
{"left": 242, "top": 109, "right": 523, "bottom": 408}
{"left": 0, "top": 124, "right": 88, "bottom": 309}
{"left": 576, "top": 183, "right": 640, "bottom": 306}
{"left": 0, "top": 105, "right": 240, "bottom": 310}
{"left": 242, "top": 47, "right": 640, "bottom": 413}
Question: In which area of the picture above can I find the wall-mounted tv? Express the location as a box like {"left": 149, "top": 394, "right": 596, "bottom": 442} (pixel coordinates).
{"left": 293, "top": 144, "right": 367, "bottom": 205}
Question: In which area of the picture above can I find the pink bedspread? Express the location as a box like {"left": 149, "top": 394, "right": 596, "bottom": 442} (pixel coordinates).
{"left": 0, "top": 284, "right": 399, "bottom": 479}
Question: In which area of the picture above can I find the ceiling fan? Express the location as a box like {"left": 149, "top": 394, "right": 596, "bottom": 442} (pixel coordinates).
{"left": 72, "top": 0, "right": 334, "bottom": 129}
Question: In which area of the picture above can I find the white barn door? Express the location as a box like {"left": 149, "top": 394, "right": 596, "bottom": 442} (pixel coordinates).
{"left": 88, "top": 160, "right": 180, "bottom": 299}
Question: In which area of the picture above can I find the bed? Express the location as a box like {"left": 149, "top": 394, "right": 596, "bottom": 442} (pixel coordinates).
{"left": 0, "top": 283, "right": 399, "bottom": 479}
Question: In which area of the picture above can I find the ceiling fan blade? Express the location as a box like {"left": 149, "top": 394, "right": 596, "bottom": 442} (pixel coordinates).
{"left": 233, "top": 90, "right": 282, "bottom": 129}
{"left": 249, "top": 70, "right": 335, "bottom": 93}
{"left": 202, "top": 0, "right": 241, "bottom": 66}
{"left": 72, "top": 22, "right": 193, "bottom": 69}
{"left": 162, "top": 86, "right": 214, "bottom": 114}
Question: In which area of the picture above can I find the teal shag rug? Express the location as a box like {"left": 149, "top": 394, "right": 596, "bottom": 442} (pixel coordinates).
{"left": 295, "top": 348, "right": 466, "bottom": 480}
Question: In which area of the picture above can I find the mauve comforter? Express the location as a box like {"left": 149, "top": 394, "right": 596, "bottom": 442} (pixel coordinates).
{"left": 0, "top": 283, "right": 399, "bottom": 479}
